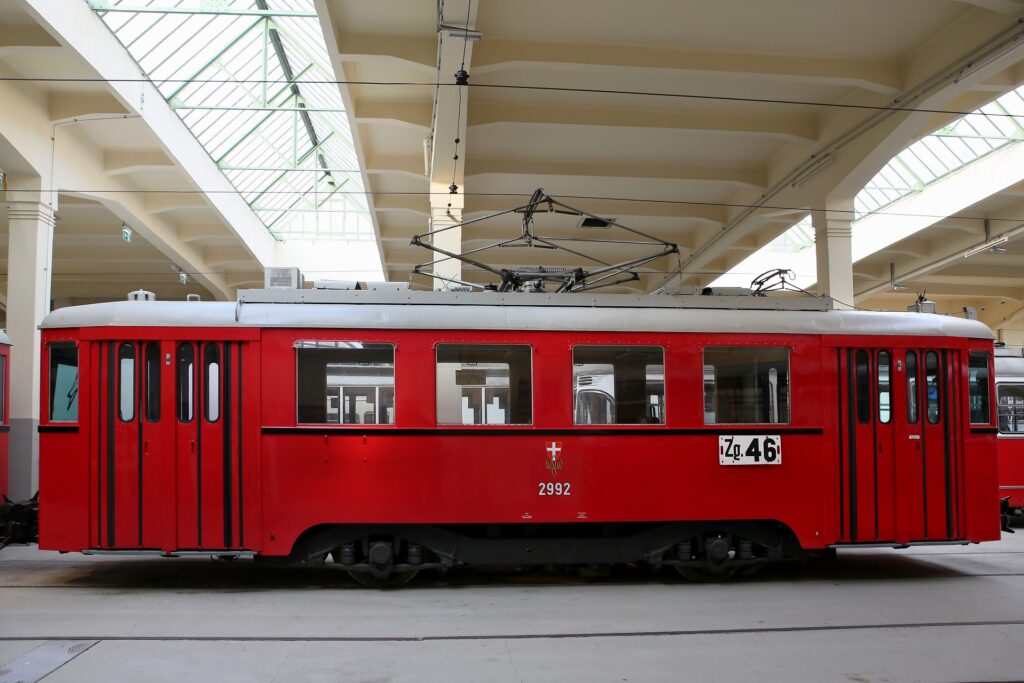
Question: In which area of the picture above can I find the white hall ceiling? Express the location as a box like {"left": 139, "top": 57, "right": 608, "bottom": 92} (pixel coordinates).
{"left": 318, "top": 0, "right": 1024, "bottom": 294}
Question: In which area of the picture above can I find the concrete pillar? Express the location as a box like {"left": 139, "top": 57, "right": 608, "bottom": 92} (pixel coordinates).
{"left": 6, "top": 200, "right": 55, "bottom": 499}
{"left": 430, "top": 204, "right": 463, "bottom": 290}
{"left": 811, "top": 206, "right": 854, "bottom": 310}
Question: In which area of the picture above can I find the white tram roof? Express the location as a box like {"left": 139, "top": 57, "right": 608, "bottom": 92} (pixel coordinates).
{"left": 0, "top": 330, "right": 9, "bottom": 346}
{"left": 996, "top": 346, "right": 1024, "bottom": 378}
{"left": 39, "top": 290, "right": 995, "bottom": 340}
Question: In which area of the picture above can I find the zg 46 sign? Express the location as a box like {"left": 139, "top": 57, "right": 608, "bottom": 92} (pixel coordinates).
{"left": 719, "top": 435, "right": 781, "bottom": 465}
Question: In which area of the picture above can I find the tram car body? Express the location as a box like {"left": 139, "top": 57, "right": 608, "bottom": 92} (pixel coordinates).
{"left": 0, "top": 330, "right": 10, "bottom": 499}
{"left": 37, "top": 289, "right": 1001, "bottom": 581}
{"left": 995, "top": 346, "right": 1024, "bottom": 516}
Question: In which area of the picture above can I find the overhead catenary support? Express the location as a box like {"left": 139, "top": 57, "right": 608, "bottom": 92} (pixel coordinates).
{"left": 426, "top": 0, "right": 478, "bottom": 288}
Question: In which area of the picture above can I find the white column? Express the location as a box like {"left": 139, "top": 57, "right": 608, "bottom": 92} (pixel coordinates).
{"left": 430, "top": 204, "right": 463, "bottom": 290}
{"left": 6, "top": 200, "right": 55, "bottom": 499}
{"left": 812, "top": 207, "right": 854, "bottom": 310}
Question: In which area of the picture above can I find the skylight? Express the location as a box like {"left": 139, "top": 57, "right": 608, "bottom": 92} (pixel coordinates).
{"left": 88, "top": 0, "right": 374, "bottom": 242}
{"left": 855, "top": 86, "right": 1024, "bottom": 219}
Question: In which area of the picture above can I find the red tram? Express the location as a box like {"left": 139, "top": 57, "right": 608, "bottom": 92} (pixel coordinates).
{"left": 995, "top": 346, "right": 1024, "bottom": 519}
{"left": 37, "top": 288, "right": 1002, "bottom": 584}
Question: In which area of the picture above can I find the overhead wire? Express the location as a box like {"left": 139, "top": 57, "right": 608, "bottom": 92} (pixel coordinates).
{"left": 1, "top": 75, "right": 1023, "bottom": 119}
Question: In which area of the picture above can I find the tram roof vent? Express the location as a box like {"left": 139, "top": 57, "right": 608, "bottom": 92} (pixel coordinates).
{"left": 128, "top": 289, "right": 155, "bottom": 302}
{"left": 265, "top": 267, "right": 304, "bottom": 290}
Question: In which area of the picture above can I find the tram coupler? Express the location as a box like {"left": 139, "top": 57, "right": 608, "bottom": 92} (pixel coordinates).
{"left": 0, "top": 492, "right": 39, "bottom": 550}
{"left": 1000, "top": 497, "right": 1015, "bottom": 534}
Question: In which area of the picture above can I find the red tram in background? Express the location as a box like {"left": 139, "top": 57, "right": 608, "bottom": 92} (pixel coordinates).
{"left": 995, "top": 345, "right": 1024, "bottom": 520}
{"left": 37, "top": 288, "right": 1002, "bottom": 585}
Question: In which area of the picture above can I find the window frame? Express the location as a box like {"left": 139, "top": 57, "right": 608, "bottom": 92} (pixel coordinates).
{"left": 117, "top": 342, "right": 136, "bottom": 423}
{"left": 570, "top": 344, "right": 667, "bottom": 426}
{"left": 701, "top": 345, "right": 792, "bottom": 425}
{"left": 295, "top": 340, "right": 397, "bottom": 427}
{"left": 47, "top": 340, "right": 80, "bottom": 424}
{"left": 144, "top": 342, "right": 161, "bottom": 424}
{"left": 203, "top": 343, "right": 221, "bottom": 424}
{"left": 176, "top": 342, "right": 195, "bottom": 424}
{"left": 877, "top": 350, "right": 892, "bottom": 425}
{"left": 996, "top": 381, "right": 1024, "bottom": 435}
{"left": 435, "top": 342, "right": 534, "bottom": 427}
{"left": 967, "top": 350, "right": 992, "bottom": 425}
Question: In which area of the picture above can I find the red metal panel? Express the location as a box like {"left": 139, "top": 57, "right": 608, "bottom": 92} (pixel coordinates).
{"left": 37, "top": 323, "right": 1001, "bottom": 559}
{"left": 998, "top": 437, "right": 1024, "bottom": 508}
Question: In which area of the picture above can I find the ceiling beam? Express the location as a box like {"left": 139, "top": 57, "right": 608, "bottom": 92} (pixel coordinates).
{"left": 464, "top": 157, "right": 766, "bottom": 191}
{"left": 351, "top": 98, "right": 432, "bottom": 132}
{"left": 471, "top": 39, "right": 902, "bottom": 95}
{"left": 103, "top": 149, "right": 175, "bottom": 176}
{"left": 467, "top": 101, "right": 818, "bottom": 143}
{"left": 333, "top": 31, "right": 435, "bottom": 74}
{"left": 48, "top": 91, "right": 128, "bottom": 123}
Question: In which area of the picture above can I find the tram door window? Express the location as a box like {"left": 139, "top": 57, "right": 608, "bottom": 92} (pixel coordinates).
{"left": 295, "top": 342, "right": 395, "bottom": 425}
{"left": 96, "top": 340, "right": 171, "bottom": 550}
{"left": 436, "top": 344, "right": 532, "bottom": 425}
{"left": 894, "top": 348, "right": 959, "bottom": 542}
{"left": 175, "top": 341, "right": 244, "bottom": 551}
{"left": 838, "top": 348, "right": 896, "bottom": 543}
{"left": 702, "top": 347, "right": 789, "bottom": 424}
{"left": 572, "top": 345, "right": 664, "bottom": 425}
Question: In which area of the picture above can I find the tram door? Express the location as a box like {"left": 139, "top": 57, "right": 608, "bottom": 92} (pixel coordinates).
{"left": 896, "top": 349, "right": 961, "bottom": 541}
{"left": 837, "top": 348, "right": 896, "bottom": 542}
{"left": 174, "top": 341, "right": 243, "bottom": 550}
{"left": 96, "top": 341, "right": 174, "bottom": 549}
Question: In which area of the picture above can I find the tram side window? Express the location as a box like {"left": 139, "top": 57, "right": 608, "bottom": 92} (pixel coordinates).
{"left": 925, "top": 351, "right": 941, "bottom": 424}
{"left": 998, "top": 383, "right": 1024, "bottom": 433}
{"left": 176, "top": 343, "right": 194, "bottom": 422}
{"left": 968, "top": 351, "right": 992, "bottom": 424}
{"left": 703, "top": 347, "right": 790, "bottom": 424}
{"left": 48, "top": 342, "right": 79, "bottom": 423}
{"left": 573, "top": 345, "right": 664, "bottom": 425}
{"left": 296, "top": 342, "right": 395, "bottom": 425}
{"left": 436, "top": 344, "right": 531, "bottom": 425}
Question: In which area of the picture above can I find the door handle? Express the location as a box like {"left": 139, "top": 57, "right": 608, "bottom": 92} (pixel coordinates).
{"left": 190, "top": 440, "right": 196, "bottom": 455}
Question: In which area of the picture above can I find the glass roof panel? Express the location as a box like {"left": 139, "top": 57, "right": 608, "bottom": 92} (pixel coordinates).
{"left": 855, "top": 83, "right": 1024, "bottom": 218}
{"left": 88, "top": 0, "right": 374, "bottom": 242}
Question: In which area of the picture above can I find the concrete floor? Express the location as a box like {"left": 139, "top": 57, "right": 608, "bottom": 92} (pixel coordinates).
{"left": 1, "top": 532, "right": 1023, "bottom": 682}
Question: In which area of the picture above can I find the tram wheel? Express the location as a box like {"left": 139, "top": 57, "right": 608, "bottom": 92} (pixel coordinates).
{"left": 347, "top": 569, "right": 418, "bottom": 589}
